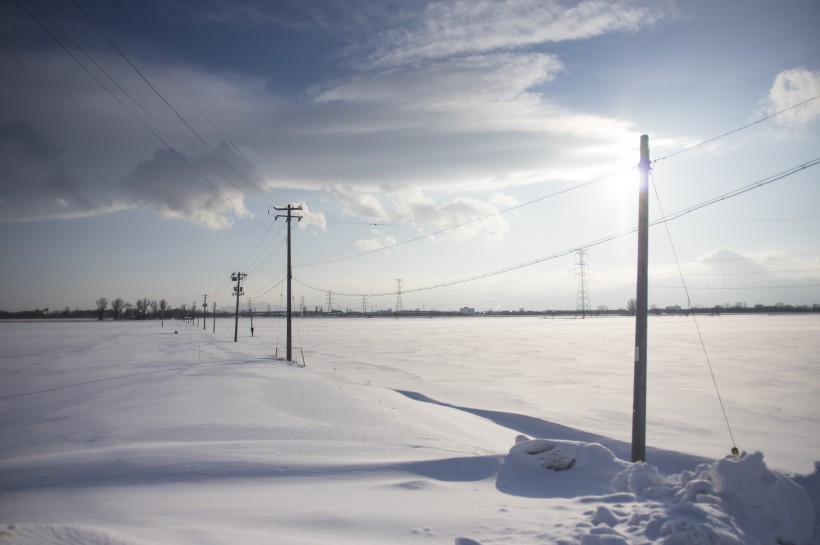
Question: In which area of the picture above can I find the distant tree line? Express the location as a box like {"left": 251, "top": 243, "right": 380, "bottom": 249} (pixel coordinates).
{"left": 0, "top": 299, "right": 818, "bottom": 320}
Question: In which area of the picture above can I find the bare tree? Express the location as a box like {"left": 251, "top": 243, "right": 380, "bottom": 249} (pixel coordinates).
{"left": 110, "top": 298, "right": 125, "bottom": 320}
{"left": 149, "top": 299, "right": 159, "bottom": 319}
{"left": 134, "top": 297, "right": 152, "bottom": 320}
{"left": 626, "top": 298, "right": 637, "bottom": 316}
{"left": 95, "top": 297, "right": 108, "bottom": 321}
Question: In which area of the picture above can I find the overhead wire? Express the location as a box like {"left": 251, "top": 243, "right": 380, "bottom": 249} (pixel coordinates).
{"left": 67, "top": 0, "right": 270, "bottom": 202}
{"left": 649, "top": 169, "right": 738, "bottom": 454}
{"left": 655, "top": 93, "right": 820, "bottom": 162}
{"left": 295, "top": 156, "right": 820, "bottom": 298}
{"left": 17, "top": 0, "right": 268, "bottom": 229}
{"left": 296, "top": 173, "right": 619, "bottom": 267}
{"left": 111, "top": 0, "right": 275, "bottom": 201}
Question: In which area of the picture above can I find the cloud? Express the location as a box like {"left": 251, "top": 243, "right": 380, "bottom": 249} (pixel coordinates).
{"left": 363, "top": 0, "right": 675, "bottom": 69}
{"left": 355, "top": 229, "right": 397, "bottom": 252}
{"left": 385, "top": 186, "right": 513, "bottom": 244}
{"left": 120, "top": 148, "right": 250, "bottom": 229}
{"left": 0, "top": 121, "right": 133, "bottom": 221}
{"left": 0, "top": 1, "right": 667, "bottom": 229}
{"left": 0, "top": 46, "right": 260, "bottom": 228}
{"left": 763, "top": 68, "right": 820, "bottom": 128}
{"left": 314, "top": 52, "right": 563, "bottom": 113}
{"left": 0, "top": 121, "right": 251, "bottom": 228}
{"left": 293, "top": 201, "right": 328, "bottom": 232}
{"left": 329, "top": 184, "right": 388, "bottom": 220}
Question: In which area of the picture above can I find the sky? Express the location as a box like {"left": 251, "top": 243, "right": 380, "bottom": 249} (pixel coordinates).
{"left": 1, "top": 0, "right": 819, "bottom": 313}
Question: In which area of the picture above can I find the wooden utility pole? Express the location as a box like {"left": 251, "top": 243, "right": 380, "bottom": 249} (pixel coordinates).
{"left": 632, "top": 134, "right": 650, "bottom": 463}
{"left": 212, "top": 302, "right": 216, "bottom": 334}
{"left": 232, "top": 272, "right": 247, "bottom": 342}
{"left": 273, "top": 204, "right": 302, "bottom": 361}
{"left": 249, "top": 299, "right": 254, "bottom": 337}
{"left": 202, "top": 294, "right": 208, "bottom": 330}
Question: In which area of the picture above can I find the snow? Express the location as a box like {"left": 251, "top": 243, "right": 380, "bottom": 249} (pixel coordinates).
{"left": 0, "top": 315, "right": 818, "bottom": 544}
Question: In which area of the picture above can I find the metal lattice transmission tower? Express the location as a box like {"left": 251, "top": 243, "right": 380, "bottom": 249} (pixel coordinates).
{"left": 326, "top": 291, "right": 334, "bottom": 313}
{"left": 395, "top": 279, "right": 403, "bottom": 317}
{"left": 575, "top": 249, "right": 592, "bottom": 318}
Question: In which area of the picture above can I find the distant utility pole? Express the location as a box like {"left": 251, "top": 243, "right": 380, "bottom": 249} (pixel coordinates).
{"left": 362, "top": 295, "right": 367, "bottom": 315}
{"left": 632, "top": 134, "right": 650, "bottom": 463}
{"left": 201, "top": 294, "right": 208, "bottom": 330}
{"left": 575, "top": 249, "right": 591, "bottom": 318}
{"left": 232, "top": 272, "right": 247, "bottom": 342}
{"left": 273, "top": 203, "right": 302, "bottom": 361}
{"left": 212, "top": 302, "right": 216, "bottom": 334}
{"left": 395, "top": 279, "right": 403, "bottom": 318}
{"left": 248, "top": 299, "right": 254, "bottom": 337}
{"left": 192, "top": 300, "right": 197, "bottom": 326}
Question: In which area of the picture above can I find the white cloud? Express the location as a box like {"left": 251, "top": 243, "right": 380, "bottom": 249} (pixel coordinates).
{"left": 0, "top": 1, "right": 669, "bottom": 228}
{"left": 386, "top": 186, "right": 511, "bottom": 244}
{"left": 329, "top": 184, "right": 388, "bottom": 220}
{"left": 364, "top": 0, "right": 675, "bottom": 69}
{"left": 355, "top": 229, "right": 397, "bottom": 252}
{"left": 293, "top": 201, "right": 328, "bottom": 232}
{"left": 763, "top": 68, "right": 820, "bottom": 128}
{"left": 314, "top": 52, "right": 563, "bottom": 114}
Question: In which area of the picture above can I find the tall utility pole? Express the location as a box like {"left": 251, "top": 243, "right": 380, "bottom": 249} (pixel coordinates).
{"left": 192, "top": 300, "right": 197, "bottom": 326}
{"left": 575, "top": 249, "right": 591, "bottom": 318}
{"left": 212, "top": 302, "right": 216, "bottom": 334}
{"left": 274, "top": 204, "right": 302, "bottom": 361}
{"left": 632, "top": 134, "right": 650, "bottom": 463}
{"left": 201, "top": 294, "right": 208, "bottom": 330}
{"left": 232, "top": 272, "right": 247, "bottom": 342}
{"left": 395, "top": 279, "right": 403, "bottom": 318}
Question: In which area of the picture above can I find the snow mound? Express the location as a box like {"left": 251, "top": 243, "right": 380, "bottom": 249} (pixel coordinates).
{"left": 504, "top": 439, "right": 815, "bottom": 545}
{"left": 604, "top": 451, "right": 815, "bottom": 545}
{"left": 510, "top": 438, "right": 627, "bottom": 476}
{"left": 686, "top": 451, "right": 815, "bottom": 545}
{"left": 0, "top": 524, "right": 147, "bottom": 545}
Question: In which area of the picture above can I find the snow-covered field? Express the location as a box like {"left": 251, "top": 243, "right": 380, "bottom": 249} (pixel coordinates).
{"left": 0, "top": 315, "right": 818, "bottom": 544}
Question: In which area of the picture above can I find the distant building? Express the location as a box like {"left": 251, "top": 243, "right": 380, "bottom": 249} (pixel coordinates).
{"left": 665, "top": 305, "right": 682, "bottom": 311}
{"left": 459, "top": 307, "right": 475, "bottom": 315}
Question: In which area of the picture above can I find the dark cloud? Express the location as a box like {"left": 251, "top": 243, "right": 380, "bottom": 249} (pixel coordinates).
{"left": 120, "top": 147, "right": 249, "bottom": 229}
{"left": 0, "top": 121, "right": 248, "bottom": 227}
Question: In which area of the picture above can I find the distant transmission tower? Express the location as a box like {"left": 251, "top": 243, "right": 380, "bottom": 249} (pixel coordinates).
{"left": 326, "top": 291, "right": 334, "bottom": 313}
{"left": 395, "top": 279, "right": 403, "bottom": 318}
{"left": 362, "top": 295, "right": 368, "bottom": 315}
{"left": 575, "top": 249, "right": 592, "bottom": 318}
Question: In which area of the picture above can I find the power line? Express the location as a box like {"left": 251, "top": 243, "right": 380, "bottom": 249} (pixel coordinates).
{"left": 68, "top": 0, "right": 268, "bottom": 201}
{"left": 655, "top": 93, "right": 820, "bottom": 163}
{"left": 111, "top": 0, "right": 274, "bottom": 200}
{"left": 17, "top": 0, "right": 265, "bottom": 227}
{"left": 296, "top": 174, "right": 617, "bottom": 267}
{"left": 295, "top": 156, "right": 820, "bottom": 298}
